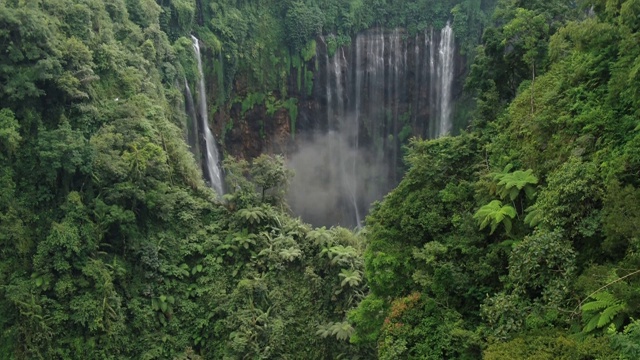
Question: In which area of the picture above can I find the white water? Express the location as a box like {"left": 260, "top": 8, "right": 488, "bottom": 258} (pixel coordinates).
{"left": 184, "top": 79, "right": 200, "bottom": 168}
{"left": 289, "top": 25, "right": 457, "bottom": 228}
{"left": 437, "top": 22, "right": 455, "bottom": 136}
{"left": 326, "top": 44, "right": 362, "bottom": 228}
{"left": 191, "top": 35, "right": 224, "bottom": 196}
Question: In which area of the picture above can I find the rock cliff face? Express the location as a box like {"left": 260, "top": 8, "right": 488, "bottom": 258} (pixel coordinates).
{"left": 206, "top": 25, "right": 467, "bottom": 227}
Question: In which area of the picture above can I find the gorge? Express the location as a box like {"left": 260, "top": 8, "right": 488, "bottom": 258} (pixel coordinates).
{"left": 4, "top": 0, "right": 639, "bottom": 358}
{"left": 191, "top": 24, "right": 463, "bottom": 227}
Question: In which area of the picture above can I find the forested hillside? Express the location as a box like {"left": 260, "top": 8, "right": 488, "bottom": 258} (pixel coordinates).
{"left": 1, "top": 0, "right": 639, "bottom": 359}
{"left": 350, "top": 0, "right": 640, "bottom": 358}
{"left": 0, "top": 0, "right": 372, "bottom": 357}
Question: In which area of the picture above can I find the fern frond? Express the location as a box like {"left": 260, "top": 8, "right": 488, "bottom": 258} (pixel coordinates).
{"left": 581, "top": 300, "right": 611, "bottom": 312}
{"left": 329, "top": 321, "right": 354, "bottom": 341}
{"left": 492, "top": 165, "right": 538, "bottom": 201}
{"left": 598, "top": 304, "right": 626, "bottom": 328}
{"left": 581, "top": 291, "right": 627, "bottom": 333}
{"left": 474, "top": 200, "right": 517, "bottom": 234}
{"left": 237, "top": 207, "right": 267, "bottom": 225}
{"left": 338, "top": 268, "right": 362, "bottom": 287}
{"left": 524, "top": 206, "right": 543, "bottom": 227}
{"left": 307, "top": 227, "right": 333, "bottom": 247}
{"left": 315, "top": 323, "right": 333, "bottom": 338}
{"left": 583, "top": 313, "right": 601, "bottom": 333}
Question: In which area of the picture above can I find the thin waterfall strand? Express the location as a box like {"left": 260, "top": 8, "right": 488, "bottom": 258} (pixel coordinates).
{"left": 184, "top": 79, "right": 201, "bottom": 167}
{"left": 191, "top": 35, "right": 224, "bottom": 196}
{"left": 438, "top": 23, "right": 455, "bottom": 136}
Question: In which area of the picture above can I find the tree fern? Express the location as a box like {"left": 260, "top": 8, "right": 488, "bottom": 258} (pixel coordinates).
{"left": 316, "top": 321, "right": 354, "bottom": 341}
{"left": 315, "top": 323, "right": 333, "bottom": 338}
{"left": 339, "top": 268, "right": 362, "bottom": 288}
{"left": 232, "top": 229, "right": 258, "bottom": 250}
{"left": 307, "top": 227, "right": 334, "bottom": 247}
{"left": 523, "top": 205, "right": 544, "bottom": 227}
{"left": 236, "top": 207, "right": 267, "bottom": 225}
{"left": 278, "top": 246, "right": 302, "bottom": 262}
{"left": 320, "top": 245, "right": 358, "bottom": 267}
{"left": 581, "top": 291, "right": 627, "bottom": 333}
{"left": 474, "top": 200, "right": 517, "bottom": 234}
{"left": 492, "top": 164, "right": 539, "bottom": 201}
{"left": 330, "top": 321, "right": 354, "bottom": 341}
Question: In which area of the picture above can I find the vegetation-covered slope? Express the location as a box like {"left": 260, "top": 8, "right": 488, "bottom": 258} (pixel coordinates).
{"left": 350, "top": 0, "right": 640, "bottom": 358}
{"left": 0, "top": 0, "right": 370, "bottom": 358}
{"left": 1, "top": 0, "right": 640, "bottom": 359}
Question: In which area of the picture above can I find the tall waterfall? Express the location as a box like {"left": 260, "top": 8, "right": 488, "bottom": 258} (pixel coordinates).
{"left": 191, "top": 35, "right": 224, "bottom": 196}
{"left": 437, "top": 22, "right": 455, "bottom": 136}
{"left": 289, "top": 25, "right": 458, "bottom": 227}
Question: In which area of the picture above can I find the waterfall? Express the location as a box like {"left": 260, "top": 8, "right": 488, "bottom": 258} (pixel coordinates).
{"left": 438, "top": 22, "right": 455, "bottom": 136}
{"left": 191, "top": 35, "right": 224, "bottom": 196}
{"left": 428, "top": 27, "right": 437, "bottom": 138}
{"left": 289, "top": 25, "right": 458, "bottom": 228}
{"left": 325, "top": 42, "right": 362, "bottom": 227}
{"left": 184, "top": 80, "right": 201, "bottom": 169}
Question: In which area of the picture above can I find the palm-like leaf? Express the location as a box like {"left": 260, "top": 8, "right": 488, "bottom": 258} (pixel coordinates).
{"left": 338, "top": 268, "right": 362, "bottom": 287}
{"left": 581, "top": 291, "right": 627, "bottom": 333}
{"left": 315, "top": 323, "right": 333, "bottom": 338}
{"left": 233, "top": 229, "right": 257, "bottom": 249}
{"left": 307, "top": 227, "right": 334, "bottom": 247}
{"left": 329, "top": 321, "right": 354, "bottom": 341}
{"left": 278, "top": 247, "right": 302, "bottom": 262}
{"left": 492, "top": 164, "right": 539, "bottom": 201}
{"left": 237, "top": 207, "right": 266, "bottom": 225}
{"left": 474, "top": 200, "right": 517, "bottom": 234}
{"left": 523, "top": 205, "right": 544, "bottom": 227}
{"left": 321, "top": 245, "right": 358, "bottom": 266}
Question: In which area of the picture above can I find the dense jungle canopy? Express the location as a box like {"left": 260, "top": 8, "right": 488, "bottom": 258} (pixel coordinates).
{"left": 1, "top": 0, "right": 640, "bottom": 359}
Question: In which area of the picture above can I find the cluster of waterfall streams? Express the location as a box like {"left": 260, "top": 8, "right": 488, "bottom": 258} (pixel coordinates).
{"left": 186, "top": 36, "right": 224, "bottom": 196}
{"left": 289, "top": 24, "right": 457, "bottom": 228}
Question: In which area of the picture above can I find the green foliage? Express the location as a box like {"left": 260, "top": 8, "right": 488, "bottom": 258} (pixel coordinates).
{"left": 377, "top": 293, "right": 480, "bottom": 360}
{"left": 283, "top": 97, "right": 299, "bottom": 139}
{"left": 611, "top": 319, "right": 640, "bottom": 359}
{"left": 0, "top": 109, "right": 21, "bottom": 155}
{"left": 250, "top": 154, "right": 294, "bottom": 206}
{"left": 348, "top": 294, "right": 387, "bottom": 344}
{"left": 481, "top": 231, "right": 577, "bottom": 339}
{"left": 602, "top": 181, "right": 640, "bottom": 255}
{"left": 5, "top": 0, "right": 640, "bottom": 358}
{"left": 509, "top": 231, "right": 576, "bottom": 304}
{"left": 581, "top": 292, "right": 627, "bottom": 333}
{"left": 316, "top": 321, "right": 355, "bottom": 341}
{"left": 492, "top": 164, "right": 539, "bottom": 201}
{"left": 351, "top": 1, "right": 640, "bottom": 356}
{"left": 300, "top": 39, "right": 317, "bottom": 62}
{"left": 240, "top": 92, "right": 265, "bottom": 115}
{"left": 236, "top": 207, "right": 267, "bottom": 225}
{"left": 531, "top": 158, "right": 604, "bottom": 246}
{"left": 339, "top": 268, "right": 363, "bottom": 288}
{"left": 0, "top": 0, "right": 378, "bottom": 358}
{"left": 474, "top": 200, "right": 517, "bottom": 234}
{"left": 483, "top": 332, "right": 617, "bottom": 360}
{"left": 284, "top": 2, "right": 324, "bottom": 52}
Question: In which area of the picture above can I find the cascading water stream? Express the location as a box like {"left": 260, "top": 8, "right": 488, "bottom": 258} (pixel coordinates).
{"left": 428, "top": 27, "right": 437, "bottom": 138}
{"left": 438, "top": 22, "right": 455, "bottom": 136}
{"left": 191, "top": 35, "right": 224, "bottom": 196}
{"left": 184, "top": 79, "right": 200, "bottom": 167}
{"left": 289, "top": 25, "right": 458, "bottom": 228}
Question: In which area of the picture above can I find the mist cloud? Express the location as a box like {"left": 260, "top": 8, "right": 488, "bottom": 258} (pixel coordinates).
{"left": 287, "top": 127, "right": 392, "bottom": 228}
